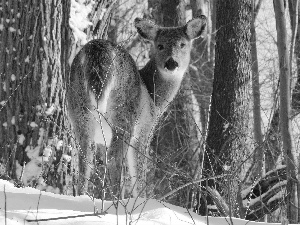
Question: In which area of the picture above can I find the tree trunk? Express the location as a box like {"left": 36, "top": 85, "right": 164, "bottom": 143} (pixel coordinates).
{"left": 189, "top": 0, "right": 213, "bottom": 140}
{"left": 259, "top": 0, "right": 300, "bottom": 174}
{"left": 0, "top": 0, "right": 72, "bottom": 193}
{"left": 86, "top": 0, "right": 116, "bottom": 41}
{"left": 189, "top": 0, "right": 214, "bottom": 213}
{"left": 201, "top": 0, "right": 252, "bottom": 217}
{"left": 251, "top": 0, "right": 264, "bottom": 179}
{"left": 289, "top": 1, "right": 300, "bottom": 112}
{"left": 274, "top": 0, "right": 298, "bottom": 222}
{"left": 288, "top": 0, "right": 300, "bottom": 221}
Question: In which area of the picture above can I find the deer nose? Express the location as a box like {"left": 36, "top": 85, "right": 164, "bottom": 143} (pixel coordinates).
{"left": 164, "top": 58, "right": 178, "bottom": 71}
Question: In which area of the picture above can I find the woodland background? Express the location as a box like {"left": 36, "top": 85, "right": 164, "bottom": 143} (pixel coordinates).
{"left": 0, "top": 0, "right": 299, "bottom": 223}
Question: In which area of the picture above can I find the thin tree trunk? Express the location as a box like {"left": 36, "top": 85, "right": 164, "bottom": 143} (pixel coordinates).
{"left": 289, "top": 0, "right": 300, "bottom": 111}
{"left": 274, "top": 0, "right": 298, "bottom": 222}
{"left": 251, "top": 0, "right": 264, "bottom": 179}
{"left": 189, "top": 0, "right": 214, "bottom": 213}
{"left": 189, "top": 0, "right": 212, "bottom": 138}
{"left": 288, "top": 0, "right": 300, "bottom": 221}
{"left": 86, "top": 0, "right": 116, "bottom": 41}
{"left": 261, "top": 0, "right": 300, "bottom": 173}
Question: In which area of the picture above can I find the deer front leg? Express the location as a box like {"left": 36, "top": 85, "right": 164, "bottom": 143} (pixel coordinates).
{"left": 127, "top": 124, "right": 157, "bottom": 198}
{"left": 127, "top": 110, "right": 156, "bottom": 198}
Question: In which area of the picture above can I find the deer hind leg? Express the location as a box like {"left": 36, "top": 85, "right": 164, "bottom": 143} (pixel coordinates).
{"left": 106, "top": 128, "right": 130, "bottom": 198}
{"left": 69, "top": 89, "right": 111, "bottom": 195}
{"left": 108, "top": 125, "right": 150, "bottom": 198}
{"left": 105, "top": 100, "right": 141, "bottom": 198}
{"left": 78, "top": 136, "right": 94, "bottom": 195}
{"left": 68, "top": 99, "right": 96, "bottom": 195}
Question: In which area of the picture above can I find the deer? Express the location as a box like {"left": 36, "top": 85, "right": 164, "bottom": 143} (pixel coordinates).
{"left": 67, "top": 15, "right": 207, "bottom": 198}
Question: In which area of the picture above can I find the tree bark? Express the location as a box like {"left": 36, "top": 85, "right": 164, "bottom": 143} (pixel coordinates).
{"left": 201, "top": 0, "right": 252, "bottom": 216}
{"left": 0, "top": 0, "right": 72, "bottom": 193}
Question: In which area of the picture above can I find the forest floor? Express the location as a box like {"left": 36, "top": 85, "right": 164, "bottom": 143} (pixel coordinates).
{"left": 0, "top": 179, "right": 293, "bottom": 225}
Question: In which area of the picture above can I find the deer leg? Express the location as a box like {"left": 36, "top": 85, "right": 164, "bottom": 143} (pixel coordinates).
{"left": 106, "top": 123, "right": 131, "bottom": 198}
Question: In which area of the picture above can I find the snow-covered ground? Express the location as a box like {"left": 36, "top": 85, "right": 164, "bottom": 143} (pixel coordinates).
{"left": 0, "top": 179, "right": 292, "bottom": 225}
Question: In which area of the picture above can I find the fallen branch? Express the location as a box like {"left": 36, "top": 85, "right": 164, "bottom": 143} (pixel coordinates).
{"left": 26, "top": 212, "right": 107, "bottom": 222}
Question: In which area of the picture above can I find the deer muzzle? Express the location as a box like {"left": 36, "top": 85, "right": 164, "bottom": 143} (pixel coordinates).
{"left": 164, "top": 58, "right": 179, "bottom": 71}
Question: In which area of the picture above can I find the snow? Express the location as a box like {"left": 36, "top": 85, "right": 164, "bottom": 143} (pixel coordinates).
{"left": 69, "top": 0, "right": 94, "bottom": 46}
{"left": 24, "top": 56, "right": 29, "bottom": 63}
{"left": 11, "top": 74, "right": 16, "bottom": 81}
{"left": 36, "top": 105, "right": 42, "bottom": 111}
{"left": 223, "top": 165, "right": 231, "bottom": 171}
{"left": 3, "top": 82, "right": 6, "bottom": 91}
{"left": 207, "top": 204, "right": 217, "bottom": 210}
{"left": 0, "top": 179, "right": 295, "bottom": 225}
{"left": 223, "top": 122, "right": 229, "bottom": 131}
{"left": 267, "top": 189, "right": 285, "bottom": 205}
{"left": 17, "top": 134, "right": 25, "bottom": 145}
{"left": 29, "top": 122, "right": 38, "bottom": 128}
{"left": 15, "top": 159, "right": 43, "bottom": 186}
{"left": 45, "top": 105, "right": 55, "bottom": 115}
{"left": 56, "top": 140, "right": 63, "bottom": 149}
{"left": 9, "top": 27, "right": 16, "bottom": 32}
{"left": 242, "top": 179, "right": 287, "bottom": 211}
{"left": 11, "top": 116, "right": 15, "bottom": 124}
{"left": 240, "top": 165, "right": 286, "bottom": 199}
{"left": 62, "top": 154, "right": 71, "bottom": 162}
{"left": 43, "top": 147, "right": 52, "bottom": 162}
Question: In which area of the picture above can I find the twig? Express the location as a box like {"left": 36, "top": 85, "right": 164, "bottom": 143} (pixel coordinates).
{"left": 185, "top": 205, "right": 196, "bottom": 225}
{"left": 158, "top": 174, "right": 229, "bottom": 201}
{"left": 35, "top": 191, "right": 42, "bottom": 222}
{"left": 26, "top": 212, "right": 106, "bottom": 222}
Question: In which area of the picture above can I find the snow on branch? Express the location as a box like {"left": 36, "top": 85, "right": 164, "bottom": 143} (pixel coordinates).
{"left": 242, "top": 165, "right": 287, "bottom": 220}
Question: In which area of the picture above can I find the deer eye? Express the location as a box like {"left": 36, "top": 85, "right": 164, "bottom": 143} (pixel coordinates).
{"left": 157, "top": 44, "right": 164, "bottom": 50}
{"left": 180, "top": 43, "right": 186, "bottom": 48}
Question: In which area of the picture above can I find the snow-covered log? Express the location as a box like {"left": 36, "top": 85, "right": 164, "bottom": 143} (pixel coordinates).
{"left": 242, "top": 165, "right": 287, "bottom": 220}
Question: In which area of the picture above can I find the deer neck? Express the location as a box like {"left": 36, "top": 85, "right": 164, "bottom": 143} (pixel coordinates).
{"left": 139, "top": 58, "right": 184, "bottom": 112}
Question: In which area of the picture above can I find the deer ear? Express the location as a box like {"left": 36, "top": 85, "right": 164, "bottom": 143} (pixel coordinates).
{"left": 185, "top": 15, "right": 207, "bottom": 40}
{"left": 135, "top": 18, "right": 159, "bottom": 41}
